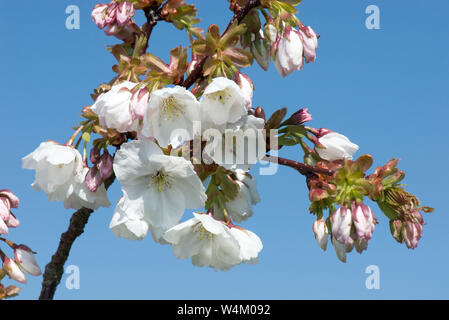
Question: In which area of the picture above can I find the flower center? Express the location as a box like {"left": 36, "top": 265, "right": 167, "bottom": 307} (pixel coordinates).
{"left": 193, "top": 223, "right": 214, "bottom": 241}
{"left": 160, "top": 96, "right": 185, "bottom": 120}
{"left": 149, "top": 171, "right": 171, "bottom": 192}
{"left": 208, "top": 89, "right": 231, "bottom": 105}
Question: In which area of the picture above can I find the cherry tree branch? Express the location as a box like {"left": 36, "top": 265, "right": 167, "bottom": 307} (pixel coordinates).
{"left": 38, "top": 174, "right": 115, "bottom": 300}
{"left": 141, "top": 5, "right": 163, "bottom": 55}
{"left": 182, "top": 0, "right": 261, "bottom": 89}
{"left": 264, "top": 155, "right": 334, "bottom": 176}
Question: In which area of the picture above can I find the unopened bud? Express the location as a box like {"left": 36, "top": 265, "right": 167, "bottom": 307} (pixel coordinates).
{"left": 90, "top": 147, "right": 101, "bottom": 164}
{"left": 254, "top": 107, "right": 266, "bottom": 121}
{"left": 285, "top": 108, "right": 312, "bottom": 125}
{"left": 116, "top": 1, "right": 135, "bottom": 27}
{"left": 98, "top": 151, "right": 114, "bottom": 180}
{"left": 85, "top": 167, "right": 102, "bottom": 193}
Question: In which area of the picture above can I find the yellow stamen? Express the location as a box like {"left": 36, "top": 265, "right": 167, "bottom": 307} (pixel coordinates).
{"left": 160, "top": 96, "right": 185, "bottom": 120}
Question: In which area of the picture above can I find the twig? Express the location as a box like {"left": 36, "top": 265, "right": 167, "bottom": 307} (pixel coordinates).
{"left": 264, "top": 156, "right": 334, "bottom": 176}
{"left": 182, "top": 0, "right": 261, "bottom": 88}
{"left": 141, "top": 5, "right": 162, "bottom": 55}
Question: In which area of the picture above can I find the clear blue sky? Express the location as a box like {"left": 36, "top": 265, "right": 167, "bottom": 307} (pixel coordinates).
{"left": 0, "top": 0, "right": 448, "bottom": 299}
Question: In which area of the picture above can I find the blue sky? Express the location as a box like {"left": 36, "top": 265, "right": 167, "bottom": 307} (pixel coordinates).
{"left": 0, "top": 0, "right": 448, "bottom": 299}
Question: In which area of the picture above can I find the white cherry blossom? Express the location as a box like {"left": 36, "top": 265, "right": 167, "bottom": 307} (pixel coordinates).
{"left": 163, "top": 213, "right": 241, "bottom": 271}
{"left": 200, "top": 77, "right": 247, "bottom": 126}
{"left": 91, "top": 81, "right": 139, "bottom": 133}
{"left": 113, "top": 140, "right": 207, "bottom": 240}
{"left": 224, "top": 170, "right": 260, "bottom": 223}
{"left": 141, "top": 86, "right": 200, "bottom": 148}
{"left": 22, "top": 141, "right": 83, "bottom": 202}
{"left": 109, "top": 196, "right": 150, "bottom": 241}
{"left": 204, "top": 115, "right": 265, "bottom": 171}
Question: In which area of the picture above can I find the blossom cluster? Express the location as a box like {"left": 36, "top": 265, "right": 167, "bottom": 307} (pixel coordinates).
{"left": 23, "top": 76, "right": 266, "bottom": 271}
{"left": 21, "top": 0, "right": 433, "bottom": 279}
{"left": 0, "top": 190, "right": 41, "bottom": 299}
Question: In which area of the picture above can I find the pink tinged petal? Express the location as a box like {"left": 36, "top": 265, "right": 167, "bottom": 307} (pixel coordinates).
{"left": 0, "top": 198, "right": 11, "bottom": 221}
{"left": 91, "top": 3, "right": 108, "bottom": 29}
{"left": 352, "top": 204, "right": 375, "bottom": 242}
{"left": 131, "top": 87, "right": 149, "bottom": 120}
{"left": 105, "top": 2, "right": 118, "bottom": 25}
{"left": 85, "top": 167, "right": 102, "bottom": 192}
{"left": 6, "top": 212, "right": 20, "bottom": 228}
{"left": 0, "top": 190, "right": 19, "bottom": 208}
{"left": 273, "top": 28, "right": 303, "bottom": 77}
{"left": 3, "top": 257, "right": 27, "bottom": 284}
{"left": 14, "top": 246, "right": 42, "bottom": 276}
{"left": 0, "top": 218, "right": 8, "bottom": 235}
{"left": 298, "top": 25, "right": 318, "bottom": 63}
{"left": 116, "top": 1, "right": 135, "bottom": 27}
{"left": 331, "top": 206, "right": 353, "bottom": 245}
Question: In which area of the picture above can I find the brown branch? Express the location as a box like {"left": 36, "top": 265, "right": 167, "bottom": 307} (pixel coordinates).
{"left": 264, "top": 156, "right": 334, "bottom": 176}
{"left": 38, "top": 174, "right": 115, "bottom": 300}
{"left": 182, "top": 0, "right": 261, "bottom": 89}
{"left": 141, "top": 5, "right": 163, "bottom": 55}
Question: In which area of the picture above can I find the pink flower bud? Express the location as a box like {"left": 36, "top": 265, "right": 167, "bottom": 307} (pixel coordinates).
{"left": 331, "top": 206, "right": 353, "bottom": 245}
{"left": 298, "top": 25, "right": 318, "bottom": 63}
{"left": 402, "top": 211, "right": 424, "bottom": 249}
{"left": 0, "top": 190, "right": 19, "bottom": 209}
{"left": 98, "top": 151, "right": 113, "bottom": 180}
{"left": 272, "top": 27, "right": 303, "bottom": 77}
{"left": 131, "top": 87, "right": 150, "bottom": 120}
{"left": 0, "top": 218, "right": 8, "bottom": 235}
{"left": 85, "top": 167, "right": 102, "bottom": 193}
{"left": 2, "top": 257, "right": 26, "bottom": 284}
{"left": 312, "top": 219, "right": 328, "bottom": 251}
{"left": 116, "top": 1, "right": 135, "bottom": 27}
{"left": 90, "top": 146, "right": 101, "bottom": 164}
{"left": 105, "top": 2, "right": 118, "bottom": 25}
{"left": 91, "top": 3, "right": 108, "bottom": 29}
{"left": 351, "top": 203, "right": 376, "bottom": 242}
{"left": 14, "top": 245, "right": 42, "bottom": 276}
{"left": 286, "top": 108, "right": 312, "bottom": 125}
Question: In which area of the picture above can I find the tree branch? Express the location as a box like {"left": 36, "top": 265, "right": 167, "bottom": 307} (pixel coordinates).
{"left": 38, "top": 174, "right": 115, "bottom": 300}
{"left": 264, "top": 155, "right": 334, "bottom": 176}
{"left": 182, "top": 0, "right": 261, "bottom": 88}
{"left": 141, "top": 5, "right": 163, "bottom": 55}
